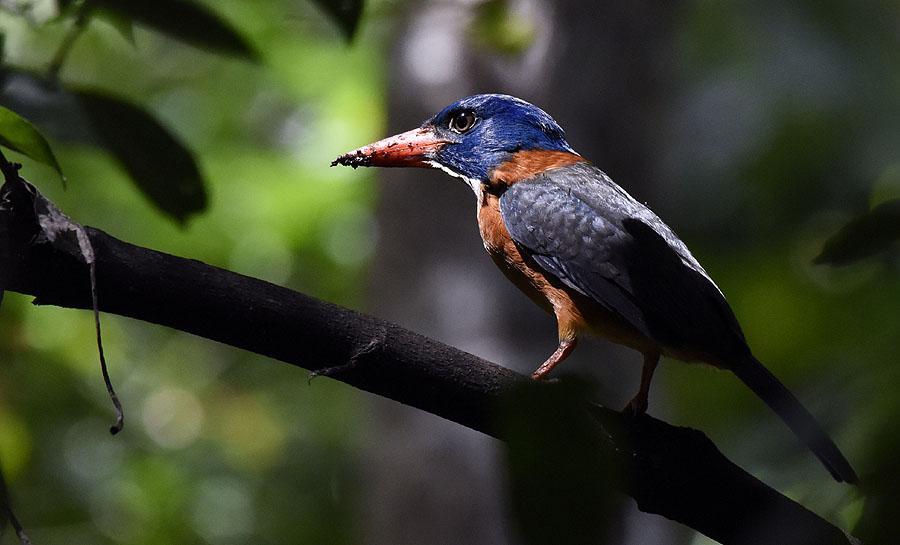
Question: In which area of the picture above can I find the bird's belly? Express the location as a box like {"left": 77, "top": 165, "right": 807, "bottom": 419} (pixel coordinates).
{"left": 488, "top": 248, "right": 655, "bottom": 351}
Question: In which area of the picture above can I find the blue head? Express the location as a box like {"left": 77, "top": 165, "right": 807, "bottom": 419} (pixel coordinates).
{"left": 333, "top": 94, "right": 577, "bottom": 184}
{"left": 425, "top": 94, "right": 576, "bottom": 180}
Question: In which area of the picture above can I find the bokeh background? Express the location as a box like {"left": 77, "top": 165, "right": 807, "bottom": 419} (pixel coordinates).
{"left": 0, "top": 1, "right": 898, "bottom": 544}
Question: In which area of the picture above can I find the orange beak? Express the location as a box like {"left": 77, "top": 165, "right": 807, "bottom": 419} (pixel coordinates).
{"left": 331, "top": 127, "right": 450, "bottom": 169}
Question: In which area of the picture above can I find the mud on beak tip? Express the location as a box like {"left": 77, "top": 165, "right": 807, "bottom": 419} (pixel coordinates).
{"left": 331, "top": 148, "right": 371, "bottom": 169}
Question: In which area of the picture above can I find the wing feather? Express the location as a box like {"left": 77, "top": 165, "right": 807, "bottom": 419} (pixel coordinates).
{"left": 499, "top": 163, "right": 746, "bottom": 357}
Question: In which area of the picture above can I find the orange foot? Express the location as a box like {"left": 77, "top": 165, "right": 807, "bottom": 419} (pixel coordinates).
{"left": 623, "top": 394, "right": 649, "bottom": 417}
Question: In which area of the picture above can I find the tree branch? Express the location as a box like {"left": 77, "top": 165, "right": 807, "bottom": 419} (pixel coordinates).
{"left": 0, "top": 176, "right": 854, "bottom": 545}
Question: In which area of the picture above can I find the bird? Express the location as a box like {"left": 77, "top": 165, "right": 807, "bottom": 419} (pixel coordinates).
{"left": 332, "top": 93, "right": 858, "bottom": 484}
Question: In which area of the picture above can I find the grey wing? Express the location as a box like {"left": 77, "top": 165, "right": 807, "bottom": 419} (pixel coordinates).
{"left": 500, "top": 165, "right": 747, "bottom": 358}
{"left": 499, "top": 180, "right": 653, "bottom": 338}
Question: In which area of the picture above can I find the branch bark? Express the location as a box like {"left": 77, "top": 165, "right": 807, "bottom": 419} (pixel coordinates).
{"left": 0, "top": 176, "right": 854, "bottom": 545}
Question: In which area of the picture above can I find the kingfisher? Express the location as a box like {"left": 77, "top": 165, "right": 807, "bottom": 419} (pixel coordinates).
{"left": 332, "top": 94, "right": 858, "bottom": 484}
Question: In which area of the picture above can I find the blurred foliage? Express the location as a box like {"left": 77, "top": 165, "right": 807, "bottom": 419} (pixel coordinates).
{"left": 58, "top": 0, "right": 258, "bottom": 59}
{"left": 472, "top": 0, "right": 535, "bottom": 55}
{"left": 311, "top": 0, "right": 364, "bottom": 40}
{"left": 499, "top": 378, "right": 618, "bottom": 545}
{"left": 853, "top": 399, "right": 900, "bottom": 545}
{"left": 0, "top": 0, "right": 386, "bottom": 543}
{"left": 662, "top": 1, "right": 900, "bottom": 540}
{"left": 72, "top": 87, "right": 208, "bottom": 224}
{"left": 0, "top": 69, "right": 210, "bottom": 223}
{"left": 814, "top": 199, "right": 900, "bottom": 266}
{"left": 0, "top": 0, "right": 368, "bottom": 223}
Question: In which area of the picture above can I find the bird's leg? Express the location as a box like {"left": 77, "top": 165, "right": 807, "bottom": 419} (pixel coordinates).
{"left": 624, "top": 351, "right": 660, "bottom": 416}
{"left": 531, "top": 336, "right": 577, "bottom": 380}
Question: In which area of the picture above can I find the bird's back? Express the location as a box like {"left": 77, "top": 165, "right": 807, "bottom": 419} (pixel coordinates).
{"left": 500, "top": 162, "right": 749, "bottom": 364}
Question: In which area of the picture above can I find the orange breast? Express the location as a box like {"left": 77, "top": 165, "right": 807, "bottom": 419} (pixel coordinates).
{"left": 477, "top": 191, "right": 587, "bottom": 339}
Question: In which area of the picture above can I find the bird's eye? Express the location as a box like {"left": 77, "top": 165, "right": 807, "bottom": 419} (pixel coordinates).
{"left": 449, "top": 111, "right": 477, "bottom": 133}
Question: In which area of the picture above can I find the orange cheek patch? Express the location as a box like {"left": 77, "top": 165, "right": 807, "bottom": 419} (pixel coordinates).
{"left": 489, "top": 150, "right": 586, "bottom": 187}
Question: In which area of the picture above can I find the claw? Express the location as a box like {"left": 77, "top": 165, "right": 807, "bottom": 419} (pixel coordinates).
{"left": 623, "top": 395, "right": 648, "bottom": 417}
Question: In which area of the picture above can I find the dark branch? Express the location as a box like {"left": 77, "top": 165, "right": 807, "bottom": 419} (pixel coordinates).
{"left": 0, "top": 177, "right": 854, "bottom": 545}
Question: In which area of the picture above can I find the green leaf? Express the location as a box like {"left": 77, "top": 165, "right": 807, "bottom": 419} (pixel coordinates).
{"left": 0, "top": 105, "right": 64, "bottom": 181}
{"left": 814, "top": 199, "right": 900, "bottom": 266}
{"left": 73, "top": 89, "right": 207, "bottom": 224}
{"left": 104, "top": 11, "right": 137, "bottom": 45}
{"left": 312, "top": 0, "right": 364, "bottom": 41}
{"left": 90, "top": 0, "right": 256, "bottom": 59}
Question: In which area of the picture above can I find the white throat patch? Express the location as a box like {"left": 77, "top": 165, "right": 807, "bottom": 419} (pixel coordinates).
{"left": 425, "top": 160, "right": 482, "bottom": 198}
